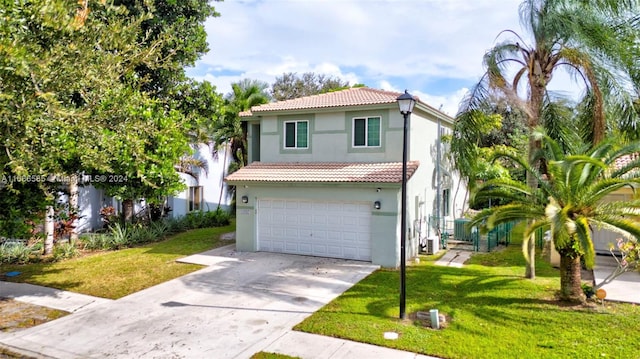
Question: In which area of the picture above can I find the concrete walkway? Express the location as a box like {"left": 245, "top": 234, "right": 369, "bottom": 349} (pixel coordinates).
{"left": 592, "top": 254, "right": 640, "bottom": 304}
{"left": 1, "top": 281, "right": 112, "bottom": 313}
{"left": 1, "top": 246, "right": 438, "bottom": 359}
{"left": 434, "top": 250, "right": 472, "bottom": 268}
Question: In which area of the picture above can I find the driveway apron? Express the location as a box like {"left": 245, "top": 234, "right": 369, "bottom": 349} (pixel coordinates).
{"left": 0, "top": 249, "right": 378, "bottom": 358}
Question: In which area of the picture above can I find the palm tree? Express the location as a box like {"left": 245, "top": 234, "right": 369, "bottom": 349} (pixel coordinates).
{"left": 216, "top": 79, "right": 271, "bottom": 166}
{"left": 456, "top": 0, "right": 640, "bottom": 278}
{"left": 471, "top": 132, "right": 640, "bottom": 302}
{"left": 213, "top": 79, "right": 271, "bottom": 207}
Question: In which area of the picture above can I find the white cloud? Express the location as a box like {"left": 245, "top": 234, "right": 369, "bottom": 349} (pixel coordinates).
{"left": 413, "top": 88, "right": 469, "bottom": 117}
{"left": 194, "top": 0, "right": 523, "bottom": 103}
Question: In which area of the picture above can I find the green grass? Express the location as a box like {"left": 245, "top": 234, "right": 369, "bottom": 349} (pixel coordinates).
{"left": 295, "top": 244, "right": 640, "bottom": 359}
{"left": 1, "top": 224, "right": 234, "bottom": 299}
{"left": 250, "top": 352, "right": 300, "bottom": 359}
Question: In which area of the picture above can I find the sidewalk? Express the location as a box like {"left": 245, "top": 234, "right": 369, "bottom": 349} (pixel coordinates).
{"left": 1, "top": 248, "right": 438, "bottom": 359}
{"left": 263, "top": 331, "right": 436, "bottom": 359}
{"left": 0, "top": 281, "right": 112, "bottom": 313}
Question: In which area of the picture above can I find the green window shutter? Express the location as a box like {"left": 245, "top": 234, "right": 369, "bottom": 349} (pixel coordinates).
{"left": 354, "top": 118, "right": 365, "bottom": 146}
{"left": 297, "top": 121, "right": 308, "bottom": 148}
{"left": 285, "top": 122, "right": 295, "bottom": 148}
{"left": 367, "top": 117, "right": 380, "bottom": 146}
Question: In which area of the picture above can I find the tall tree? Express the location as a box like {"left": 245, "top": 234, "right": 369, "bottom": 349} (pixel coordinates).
{"left": 456, "top": 0, "right": 640, "bottom": 278}
{"left": 471, "top": 132, "right": 640, "bottom": 302}
{"left": 217, "top": 79, "right": 271, "bottom": 167}
{"left": 0, "top": 1, "right": 214, "bottom": 249}
{"left": 271, "top": 72, "right": 350, "bottom": 101}
{"left": 114, "top": 0, "right": 220, "bottom": 99}
{"left": 212, "top": 79, "right": 271, "bottom": 207}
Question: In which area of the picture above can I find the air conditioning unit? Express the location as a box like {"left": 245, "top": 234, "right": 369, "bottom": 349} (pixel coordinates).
{"left": 425, "top": 236, "right": 440, "bottom": 255}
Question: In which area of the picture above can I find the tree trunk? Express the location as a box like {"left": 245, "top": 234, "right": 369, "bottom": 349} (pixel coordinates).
{"left": 217, "top": 141, "right": 229, "bottom": 210}
{"left": 123, "top": 199, "right": 134, "bottom": 223}
{"left": 523, "top": 76, "right": 546, "bottom": 279}
{"left": 524, "top": 137, "right": 538, "bottom": 279}
{"left": 44, "top": 205, "right": 54, "bottom": 255}
{"left": 68, "top": 174, "right": 79, "bottom": 244}
{"left": 524, "top": 232, "right": 536, "bottom": 279}
{"left": 559, "top": 252, "right": 585, "bottom": 303}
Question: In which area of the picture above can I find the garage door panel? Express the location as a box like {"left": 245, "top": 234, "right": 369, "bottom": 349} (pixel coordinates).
{"left": 327, "top": 245, "right": 342, "bottom": 256}
{"left": 312, "top": 244, "right": 328, "bottom": 255}
{"left": 258, "top": 198, "right": 372, "bottom": 261}
{"left": 298, "top": 242, "right": 313, "bottom": 254}
{"left": 271, "top": 241, "right": 284, "bottom": 252}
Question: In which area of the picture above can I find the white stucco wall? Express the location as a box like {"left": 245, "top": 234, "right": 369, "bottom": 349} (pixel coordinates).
{"left": 592, "top": 190, "right": 634, "bottom": 254}
{"left": 169, "top": 143, "right": 232, "bottom": 218}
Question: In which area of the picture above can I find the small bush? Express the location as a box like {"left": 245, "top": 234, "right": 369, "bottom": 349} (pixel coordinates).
{"left": 149, "top": 221, "right": 169, "bottom": 238}
{"left": 109, "top": 223, "right": 132, "bottom": 249}
{"left": 77, "top": 209, "right": 231, "bottom": 254}
{"left": 164, "top": 217, "right": 186, "bottom": 234}
{"left": 80, "top": 233, "right": 114, "bottom": 250}
{"left": 53, "top": 242, "right": 79, "bottom": 261}
{"left": 0, "top": 240, "right": 31, "bottom": 264}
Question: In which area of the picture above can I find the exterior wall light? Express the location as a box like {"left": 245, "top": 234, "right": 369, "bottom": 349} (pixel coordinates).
{"left": 241, "top": 195, "right": 249, "bottom": 204}
{"left": 374, "top": 201, "right": 381, "bottom": 210}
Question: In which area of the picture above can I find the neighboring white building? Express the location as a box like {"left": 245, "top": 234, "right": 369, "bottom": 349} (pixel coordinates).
{"left": 74, "top": 143, "right": 231, "bottom": 232}
{"left": 226, "top": 87, "right": 467, "bottom": 267}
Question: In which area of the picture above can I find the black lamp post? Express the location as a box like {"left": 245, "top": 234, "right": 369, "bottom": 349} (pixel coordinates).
{"left": 396, "top": 90, "right": 416, "bottom": 320}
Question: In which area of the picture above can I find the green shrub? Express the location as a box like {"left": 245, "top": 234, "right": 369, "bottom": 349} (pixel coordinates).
{"left": 149, "top": 221, "right": 169, "bottom": 239}
{"left": 78, "top": 209, "right": 231, "bottom": 254}
{"left": 164, "top": 217, "right": 186, "bottom": 234}
{"left": 109, "top": 223, "right": 132, "bottom": 249}
{"left": 0, "top": 240, "right": 31, "bottom": 264}
{"left": 80, "top": 233, "right": 113, "bottom": 250}
{"left": 204, "top": 208, "right": 230, "bottom": 227}
{"left": 53, "top": 242, "right": 79, "bottom": 261}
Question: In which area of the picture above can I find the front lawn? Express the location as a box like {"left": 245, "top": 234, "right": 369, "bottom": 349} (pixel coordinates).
{"left": 295, "top": 244, "right": 640, "bottom": 359}
{"left": 1, "top": 224, "right": 234, "bottom": 299}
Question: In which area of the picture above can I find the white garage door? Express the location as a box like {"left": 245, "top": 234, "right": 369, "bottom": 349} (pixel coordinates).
{"left": 257, "top": 198, "right": 372, "bottom": 261}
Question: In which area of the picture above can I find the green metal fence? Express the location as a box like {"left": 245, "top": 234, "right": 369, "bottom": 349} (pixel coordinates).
{"left": 486, "top": 221, "right": 515, "bottom": 251}
{"left": 429, "top": 216, "right": 518, "bottom": 252}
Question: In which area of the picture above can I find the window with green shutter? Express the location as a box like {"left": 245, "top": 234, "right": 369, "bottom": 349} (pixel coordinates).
{"left": 284, "top": 120, "right": 308, "bottom": 149}
{"left": 353, "top": 116, "right": 381, "bottom": 147}
{"left": 367, "top": 117, "right": 380, "bottom": 146}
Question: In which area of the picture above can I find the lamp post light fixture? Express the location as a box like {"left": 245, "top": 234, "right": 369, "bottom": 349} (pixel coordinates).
{"left": 396, "top": 90, "right": 416, "bottom": 320}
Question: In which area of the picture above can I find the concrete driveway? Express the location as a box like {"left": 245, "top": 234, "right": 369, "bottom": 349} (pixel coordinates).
{"left": 0, "top": 246, "right": 379, "bottom": 358}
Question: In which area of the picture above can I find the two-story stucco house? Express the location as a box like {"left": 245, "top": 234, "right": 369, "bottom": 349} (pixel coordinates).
{"left": 225, "top": 87, "right": 465, "bottom": 267}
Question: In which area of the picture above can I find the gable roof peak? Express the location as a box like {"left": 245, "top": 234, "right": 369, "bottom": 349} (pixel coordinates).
{"left": 240, "top": 86, "right": 418, "bottom": 116}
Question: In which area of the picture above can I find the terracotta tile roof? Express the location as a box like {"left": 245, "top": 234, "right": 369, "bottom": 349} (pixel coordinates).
{"left": 225, "top": 161, "right": 420, "bottom": 183}
{"left": 240, "top": 87, "right": 431, "bottom": 116}
{"left": 613, "top": 154, "right": 640, "bottom": 170}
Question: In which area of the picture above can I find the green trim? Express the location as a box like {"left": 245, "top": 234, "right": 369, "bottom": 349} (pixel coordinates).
{"left": 236, "top": 205, "right": 255, "bottom": 210}
{"left": 372, "top": 211, "right": 398, "bottom": 217}
{"left": 345, "top": 109, "right": 389, "bottom": 154}
{"left": 278, "top": 114, "right": 314, "bottom": 154}
{"left": 313, "top": 129, "right": 345, "bottom": 134}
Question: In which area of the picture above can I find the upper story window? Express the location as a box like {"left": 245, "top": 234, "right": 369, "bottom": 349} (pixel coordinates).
{"left": 353, "top": 117, "right": 381, "bottom": 147}
{"left": 284, "top": 120, "right": 308, "bottom": 149}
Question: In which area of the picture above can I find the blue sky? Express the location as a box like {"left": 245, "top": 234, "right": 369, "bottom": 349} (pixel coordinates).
{"left": 187, "top": 0, "right": 524, "bottom": 116}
